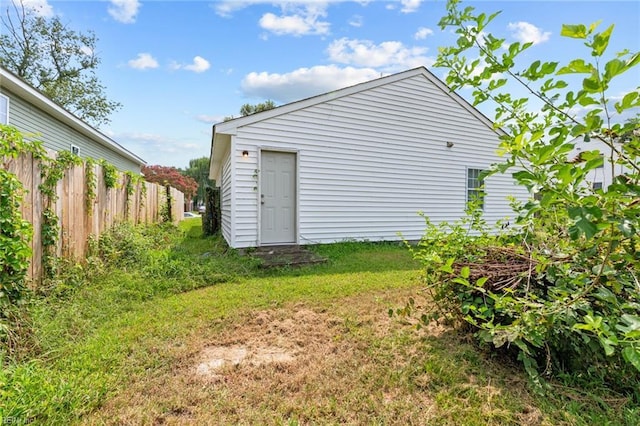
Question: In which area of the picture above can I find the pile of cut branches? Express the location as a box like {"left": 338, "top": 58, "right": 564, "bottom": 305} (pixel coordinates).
{"left": 454, "top": 246, "right": 536, "bottom": 292}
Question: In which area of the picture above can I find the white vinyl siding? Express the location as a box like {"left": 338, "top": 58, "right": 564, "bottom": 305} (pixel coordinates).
{"left": 221, "top": 152, "right": 233, "bottom": 243}
{"left": 0, "top": 94, "right": 8, "bottom": 124}
{"left": 220, "top": 72, "right": 530, "bottom": 248}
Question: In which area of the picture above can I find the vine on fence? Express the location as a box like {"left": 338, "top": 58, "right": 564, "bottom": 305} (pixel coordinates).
{"left": 85, "top": 158, "right": 96, "bottom": 214}
{"left": 124, "top": 171, "right": 146, "bottom": 219}
{"left": 2, "top": 122, "right": 174, "bottom": 298}
{"left": 100, "top": 159, "right": 118, "bottom": 189}
{"left": 39, "top": 150, "right": 83, "bottom": 277}
{"left": 0, "top": 125, "right": 44, "bottom": 312}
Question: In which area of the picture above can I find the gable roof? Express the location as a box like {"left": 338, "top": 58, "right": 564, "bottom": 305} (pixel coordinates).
{"left": 0, "top": 66, "right": 145, "bottom": 167}
{"left": 209, "top": 66, "right": 503, "bottom": 179}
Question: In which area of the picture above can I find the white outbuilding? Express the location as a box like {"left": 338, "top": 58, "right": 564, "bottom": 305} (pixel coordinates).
{"left": 209, "top": 66, "right": 528, "bottom": 248}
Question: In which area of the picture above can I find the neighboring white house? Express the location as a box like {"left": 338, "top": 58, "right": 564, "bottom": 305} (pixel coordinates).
{"left": 569, "top": 135, "right": 631, "bottom": 191}
{"left": 209, "top": 66, "right": 529, "bottom": 249}
{"left": 0, "top": 65, "right": 145, "bottom": 172}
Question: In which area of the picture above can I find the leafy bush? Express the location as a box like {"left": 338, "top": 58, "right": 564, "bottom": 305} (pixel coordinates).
{"left": 1, "top": 125, "right": 44, "bottom": 347}
{"left": 96, "top": 222, "right": 182, "bottom": 269}
{"left": 404, "top": 0, "right": 640, "bottom": 395}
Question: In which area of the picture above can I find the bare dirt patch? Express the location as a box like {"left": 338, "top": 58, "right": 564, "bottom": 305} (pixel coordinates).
{"left": 86, "top": 291, "right": 421, "bottom": 424}
{"left": 83, "top": 288, "right": 545, "bottom": 425}
{"left": 193, "top": 309, "right": 328, "bottom": 380}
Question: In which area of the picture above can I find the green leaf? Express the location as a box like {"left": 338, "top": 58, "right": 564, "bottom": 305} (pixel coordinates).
{"left": 625, "top": 51, "right": 640, "bottom": 69}
{"left": 617, "top": 219, "right": 635, "bottom": 238}
{"left": 439, "top": 262, "right": 454, "bottom": 273}
{"left": 622, "top": 346, "right": 640, "bottom": 372}
{"left": 568, "top": 207, "right": 600, "bottom": 239}
{"left": 615, "top": 91, "right": 640, "bottom": 114}
{"left": 557, "top": 59, "right": 594, "bottom": 75}
{"left": 582, "top": 76, "right": 602, "bottom": 92}
{"left": 584, "top": 155, "right": 604, "bottom": 172}
{"left": 460, "top": 266, "right": 470, "bottom": 279}
{"left": 618, "top": 314, "right": 640, "bottom": 333}
{"left": 591, "top": 24, "right": 614, "bottom": 57}
{"left": 604, "top": 59, "right": 625, "bottom": 81}
{"left": 541, "top": 61, "right": 558, "bottom": 75}
{"left": 512, "top": 170, "right": 537, "bottom": 184}
{"left": 599, "top": 337, "right": 616, "bottom": 356}
{"left": 452, "top": 277, "right": 470, "bottom": 286}
{"left": 561, "top": 24, "right": 587, "bottom": 39}
{"left": 476, "top": 276, "right": 488, "bottom": 287}
{"left": 588, "top": 20, "right": 602, "bottom": 33}
{"left": 556, "top": 164, "right": 574, "bottom": 185}
{"left": 577, "top": 218, "right": 599, "bottom": 239}
{"left": 577, "top": 94, "right": 598, "bottom": 107}
{"left": 593, "top": 287, "right": 617, "bottom": 304}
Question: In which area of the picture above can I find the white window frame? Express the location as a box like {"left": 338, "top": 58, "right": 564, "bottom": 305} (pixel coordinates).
{"left": 70, "top": 144, "right": 80, "bottom": 156}
{"left": 0, "top": 94, "right": 9, "bottom": 125}
{"left": 466, "top": 167, "right": 485, "bottom": 210}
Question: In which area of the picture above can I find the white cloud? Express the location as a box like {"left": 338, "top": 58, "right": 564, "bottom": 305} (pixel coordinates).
{"left": 508, "top": 21, "right": 551, "bottom": 45}
{"left": 108, "top": 0, "right": 141, "bottom": 24}
{"left": 19, "top": 0, "right": 54, "bottom": 17}
{"left": 172, "top": 56, "right": 211, "bottom": 73}
{"left": 400, "top": 0, "right": 423, "bottom": 13}
{"left": 127, "top": 53, "right": 158, "bottom": 70}
{"left": 185, "top": 56, "right": 211, "bottom": 73}
{"left": 259, "top": 4, "right": 330, "bottom": 36}
{"left": 213, "top": 0, "right": 360, "bottom": 18}
{"left": 195, "top": 114, "right": 226, "bottom": 124}
{"left": 327, "top": 38, "right": 434, "bottom": 71}
{"left": 114, "top": 131, "right": 206, "bottom": 162}
{"left": 213, "top": 0, "right": 257, "bottom": 17}
{"left": 414, "top": 27, "right": 433, "bottom": 40}
{"left": 241, "top": 65, "right": 381, "bottom": 103}
{"left": 348, "top": 15, "right": 363, "bottom": 28}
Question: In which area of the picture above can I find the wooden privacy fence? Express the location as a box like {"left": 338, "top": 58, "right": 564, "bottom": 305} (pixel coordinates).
{"left": 5, "top": 149, "right": 184, "bottom": 282}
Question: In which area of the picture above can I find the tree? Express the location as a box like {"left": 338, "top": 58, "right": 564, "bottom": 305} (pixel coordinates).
{"left": 182, "top": 156, "right": 213, "bottom": 207}
{"left": 0, "top": 0, "right": 121, "bottom": 126}
{"left": 239, "top": 100, "right": 276, "bottom": 116}
{"left": 142, "top": 165, "right": 198, "bottom": 205}
{"left": 404, "top": 0, "right": 640, "bottom": 392}
{"left": 224, "top": 100, "right": 276, "bottom": 121}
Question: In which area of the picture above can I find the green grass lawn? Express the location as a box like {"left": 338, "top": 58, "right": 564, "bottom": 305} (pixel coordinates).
{"left": 1, "top": 219, "right": 638, "bottom": 425}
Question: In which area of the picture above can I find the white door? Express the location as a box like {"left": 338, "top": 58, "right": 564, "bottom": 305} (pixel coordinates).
{"left": 261, "top": 151, "right": 296, "bottom": 244}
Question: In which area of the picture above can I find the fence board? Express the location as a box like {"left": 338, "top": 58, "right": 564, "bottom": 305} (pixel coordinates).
{"left": 3, "top": 150, "right": 184, "bottom": 286}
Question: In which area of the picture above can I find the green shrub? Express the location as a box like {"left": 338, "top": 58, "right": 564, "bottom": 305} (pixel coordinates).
{"left": 403, "top": 0, "right": 640, "bottom": 396}
{"left": 0, "top": 125, "right": 43, "bottom": 347}
{"left": 96, "top": 222, "right": 182, "bottom": 269}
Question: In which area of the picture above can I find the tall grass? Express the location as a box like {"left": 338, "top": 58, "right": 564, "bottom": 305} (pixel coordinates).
{"left": 0, "top": 220, "right": 419, "bottom": 424}
{"left": 1, "top": 219, "right": 637, "bottom": 424}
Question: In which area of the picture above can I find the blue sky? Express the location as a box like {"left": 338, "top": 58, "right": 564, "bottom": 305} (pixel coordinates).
{"left": 7, "top": 0, "right": 640, "bottom": 168}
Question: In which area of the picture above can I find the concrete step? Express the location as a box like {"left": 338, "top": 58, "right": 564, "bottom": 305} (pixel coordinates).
{"left": 249, "top": 245, "right": 327, "bottom": 268}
